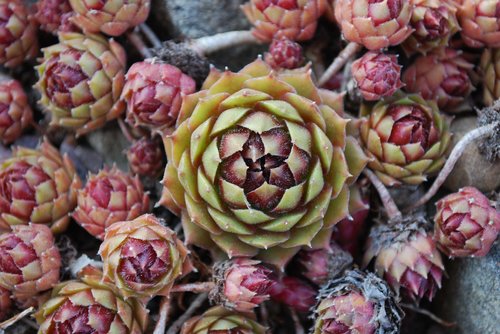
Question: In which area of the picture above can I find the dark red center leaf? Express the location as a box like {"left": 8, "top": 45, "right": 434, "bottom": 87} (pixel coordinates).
{"left": 387, "top": 105, "right": 433, "bottom": 149}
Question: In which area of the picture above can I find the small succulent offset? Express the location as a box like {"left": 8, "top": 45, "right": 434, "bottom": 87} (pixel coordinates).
{"left": 363, "top": 219, "right": 445, "bottom": 302}
{"left": 181, "top": 306, "right": 267, "bottom": 334}
{"left": 122, "top": 60, "right": 196, "bottom": 133}
{"left": 36, "top": 32, "right": 127, "bottom": 136}
{"left": 210, "top": 258, "right": 276, "bottom": 312}
{"left": 458, "top": 0, "right": 500, "bottom": 48}
{"left": 312, "top": 269, "right": 404, "bottom": 334}
{"left": 335, "top": 0, "right": 414, "bottom": 50}
{"left": 359, "top": 92, "right": 451, "bottom": 187}
{"left": 351, "top": 52, "right": 404, "bottom": 101}
{"left": 242, "top": 0, "right": 327, "bottom": 42}
{"left": 434, "top": 187, "right": 500, "bottom": 258}
{"left": 159, "top": 58, "right": 368, "bottom": 267}
{"left": 127, "top": 137, "right": 165, "bottom": 177}
{"left": 480, "top": 48, "right": 500, "bottom": 106}
{"left": 35, "top": 0, "right": 73, "bottom": 34}
{"left": 403, "top": 49, "right": 475, "bottom": 111}
{"left": 0, "top": 0, "right": 38, "bottom": 68}
{"left": 99, "top": 214, "right": 193, "bottom": 300}
{"left": 264, "top": 37, "right": 304, "bottom": 70}
{"left": 69, "top": 0, "right": 151, "bottom": 37}
{"left": 0, "top": 79, "right": 33, "bottom": 145}
{"left": 402, "top": 0, "right": 460, "bottom": 55}
{"left": 35, "top": 267, "right": 148, "bottom": 334}
{"left": 0, "top": 140, "right": 81, "bottom": 233}
{"left": 72, "top": 166, "right": 150, "bottom": 240}
{"left": 0, "top": 224, "right": 61, "bottom": 303}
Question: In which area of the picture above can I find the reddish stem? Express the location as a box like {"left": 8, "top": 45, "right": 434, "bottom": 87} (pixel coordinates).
{"left": 318, "top": 42, "right": 362, "bottom": 86}
{"left": 166, "top": 293, "right": 207, "bottom": 334}
{"left": 118, "top": 118, "right": 135, "bottom": 143}
{"left": 153, "top": 297, "right": 171, "bottom": 334}
{"left": 0, "top": 307, "right": 34, "bottom": 330}
{"left": 139, "top": 23, "right": 162, "bottom": 48}
{"left": 127, "top": 31, "right": 153, "bottom": 58}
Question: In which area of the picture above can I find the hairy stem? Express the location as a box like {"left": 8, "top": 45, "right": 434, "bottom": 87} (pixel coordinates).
{"left": 318, "top": 42, "right": 362, "bottom": 86}
{"left": 127, "top": 31, "right": 153, "bottom": 58}
{"left": 407, "top": 121, "right": 499, "bottom": 211}
{"left": 401, "top": 303, "right": 455, "bottom": 328}
{"left": 189, "top": 30, "right": 260, "bottom": 56}
{"left": 118, "top": 118, "right": 135, "bottom": 143}
{"left": 166, "top": 293, "right": 208, "bottom": 334}
{"left": 0, "top": 307, "right": 34, "bottom": 330}
{"left": 171, "top": 282, "right": 215, "bottom": 293}
{"left": 363, "top": 169, "right": 402, "bottom": 222}
{"left": 139, "top": 23, "right": 162, "bottom": 48}
{"left": 153, "top": 297, "right": 171, "bottom": 334}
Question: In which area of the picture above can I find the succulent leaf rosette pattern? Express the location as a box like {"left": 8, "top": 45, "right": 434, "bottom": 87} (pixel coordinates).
{"left": 181, "top": 306, "right": 266, "bottom": 334}
{"left": 402, "top": 0, "right": 460, "bottom": 55}
{"left": 480, "top": 48, "right": 500, "bottom": 106}
{"left": 0, "top": 140, "right": 81, "bottom": 233}
{"left": 122, "top": 61, "right": 196, "bottom": 133}
{"left": 160, "top": 59, "right": 367, "bottom": 267}
{"left": 0, "top": 79, "right": 33, "bottom": 145}
{"left": 35, "top": 0, "right": 73, "bottom": 34}
{"left": 313, "top": 269, "right": 403, "bottom": 334}
{"left": 458, "top": 0, "right": 500, "bottom": 48}
{"left": 127, "top": 137, "right": 164, "bottom": 177}
{"left": 69, "top": 0, "right": 151, "bottom": 37}
{"left": 434, "top": 187, "right": 500, "bottom": 257}
{"left": 363, "top": 220, "right": 445, "bottom": 301}
{"left": 0, "top": 224, "right": 61, "bottom": 302}
{"left": 334, "top": 0, "right": 414, "bottom": 50}
{"left": 36, "top": 32, "right": 126, "bottom": 136}
{"left": 242, "top": 0, "right": 327, "bottom": 42}
{"left": 99, "top": 214, "right": 193, "bottom": 300}
{"left": 35, "top": 268, "right": 148, "bottom": 334}
{"left": 360, "top": 93, "right": 451, "bottom": 187}
{"left": 0, "top": 0, "right": 38, "bottom": 68}
{"left": 403, "top": 49, "right": 474, "bottom": 111}
{"left": 72, "top": 167, "right": 150, "bottom": 240}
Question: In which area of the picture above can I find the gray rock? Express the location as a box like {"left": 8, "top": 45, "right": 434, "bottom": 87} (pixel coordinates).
{"left": 149, "top": 0, "right": 266, "bottom": 70}
{"left": 433, "top": 243, "right": 500, "bottom": 334}
{"left": 444, "top": 116, "right": 500, "bottom": 192}
{"left": 85, "top": 124, "right": 130, "bottom": 172}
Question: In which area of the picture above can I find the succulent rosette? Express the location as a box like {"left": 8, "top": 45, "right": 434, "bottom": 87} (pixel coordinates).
{"left": 35, "top": 0, "right": 73, "bottom": 34}
{"left": 160, "top": 59, "right": 368, "bottom": 267}
{"left": 0, "top": 79, "right": 33, "bottom": 145}
{"left": 0, "top": 224, "right": 61, "bottom": 302}
{"left": 363, "top": 219, "right": 445, "bottom": 301}
{"left": 35, "top": 268, "right": 148, "bottom": 334}
{"left": 434, "top": 187, "right": 500, "bottom": 257}
{"left": 332, "top": 181, "right": 370, "bottom": 256}
{"left": 242, "top": 0, "right": 327, "bottom": 42}
{"left": 0, "top": 140, "right": 81, "bottom": 233}
{"left": 99, "top": 214, "right": 193, "bottom": 300}
{"left": 403, "top": 49, "right": 474, "bottom": 111}
{"left": 69, "top": 0, "right": 151, "bottom": 37}
{"left": 0, "top": 286, "right": 11, "bottom": 320}
{"left": 210, "top": 258, "right": 276, "bottom": 312}
{"left": 0, "top": 0, "right": 38, "bottom": 68}
{"left": 264, "top": 38, "right": 304, "bottom": 70}
{"left": 458, "top": 0, "right": 500, "bottom": 48}
{"left": 312, "top": 269, "right": 403, "bottom": 334}
{"left": 127, "top": 137, "right": 164, "bottom": 177}
{"left": 122, "top": 60, "right": 196, "bottom": 133}
{"left": 36, "top": 32, "right": 126, "bottom": 136}
{"left": 480, "top": 48, "right": 500, "bottom": 106}
{"left": 351, "top": 52, "right": 404, "bottom": 101}
{"left": 402, "top": 0, "right": 460, "bottom": 55}
{"left": 359, "top": 92, "right": 451, "bottom": 186}
{"left": 295, "top": 241, "right": 353, "bottom": 286}
{"left": 72, "top": 166, "right": 150, "bottom": 240}
{"left": 181, "top": 306, "right": 266, "bottom": 334}
{"left": 334, "top": 0, "right": 413, "bottom": 50}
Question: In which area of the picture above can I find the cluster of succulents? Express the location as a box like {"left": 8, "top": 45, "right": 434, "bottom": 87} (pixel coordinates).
{"left": 0, "top": 0, "right": 498, "bottom": 333}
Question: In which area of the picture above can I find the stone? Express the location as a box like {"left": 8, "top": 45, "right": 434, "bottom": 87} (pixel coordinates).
{"left": 85, "top": 123, "right": 130, "bottom": 172}
{"left": 149, "top": 0, "right": 267, "bottom": 70}
{"left": 433, "top": 243, "right": 500, "bottom": 334}
{"left": 443, "top": 116, "right": 500, "bottom": 192}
